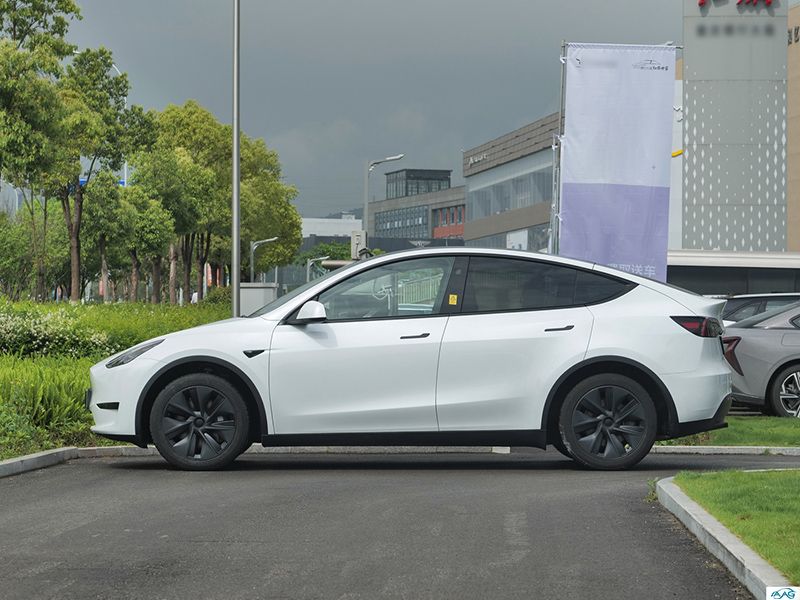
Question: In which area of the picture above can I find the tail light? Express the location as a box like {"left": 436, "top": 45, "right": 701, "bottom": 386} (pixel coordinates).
{"left": 671, "top": 316, "right": 724, "bottom": 338}
{"left": 721, "top": 336, "right": 743, "bottom": 375}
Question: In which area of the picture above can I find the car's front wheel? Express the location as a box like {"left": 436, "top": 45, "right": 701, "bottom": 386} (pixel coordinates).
{"left": 150, "top": 373, "right": 251, "bottom": 470}
{"left": 558, "top": 374, "right": 657, "bottom": 470}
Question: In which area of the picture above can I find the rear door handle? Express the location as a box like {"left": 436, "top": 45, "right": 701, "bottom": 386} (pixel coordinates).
{"left": 544, "top": 325, "right": 574, "bottom": 332}
{"left": 400, "top": 333, "right": 430, "bottom": 339}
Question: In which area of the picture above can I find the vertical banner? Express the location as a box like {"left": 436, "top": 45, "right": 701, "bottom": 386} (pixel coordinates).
{"left": 559, "top": 43, "right": 676, "bottom": 281}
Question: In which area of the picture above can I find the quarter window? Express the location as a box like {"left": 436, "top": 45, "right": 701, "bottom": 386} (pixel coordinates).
{"left": 318, "top": 257, "right": 455, "bottom": 321}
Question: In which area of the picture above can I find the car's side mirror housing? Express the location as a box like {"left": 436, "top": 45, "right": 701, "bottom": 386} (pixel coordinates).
{"left": 294, "top": 300, "right": 327, "bottom": 324}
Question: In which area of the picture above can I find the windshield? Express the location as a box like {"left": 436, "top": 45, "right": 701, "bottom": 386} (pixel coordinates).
{"left": 731, "top": 300, "right": 800, "bottom": 329}
{"left": 247, "top": 263, "right": 355, "bottom": 317}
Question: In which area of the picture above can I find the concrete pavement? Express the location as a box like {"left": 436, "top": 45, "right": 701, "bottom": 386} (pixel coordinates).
{"left": 2, "top": 450, "right": 798, "bottom": 599}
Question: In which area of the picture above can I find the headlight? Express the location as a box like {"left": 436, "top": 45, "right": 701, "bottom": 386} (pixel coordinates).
{"left": 106, "top": 339, "right": 164, "bottom": 369}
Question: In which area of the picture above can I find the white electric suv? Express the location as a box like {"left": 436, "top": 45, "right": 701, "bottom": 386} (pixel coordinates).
{"left": 88, "top": 247, "right": 731, "bottom": 471}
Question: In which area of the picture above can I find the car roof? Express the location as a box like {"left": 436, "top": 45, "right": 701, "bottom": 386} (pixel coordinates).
{"left": 728, "top": 292, "right": 800, "bottom": 299}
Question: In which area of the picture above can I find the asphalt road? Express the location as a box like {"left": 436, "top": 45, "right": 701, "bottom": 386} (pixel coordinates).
{"left": 2, "top": 450, "right": 798, "bottom": 600}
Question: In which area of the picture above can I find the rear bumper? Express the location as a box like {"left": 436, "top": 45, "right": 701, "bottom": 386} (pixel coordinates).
{"left": 663, "top": 394, "right": 732, "bottom": 439}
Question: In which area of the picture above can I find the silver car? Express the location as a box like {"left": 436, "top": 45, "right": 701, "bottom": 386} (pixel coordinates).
{"left": 723, "top": 301, "right": 800, "bottom": 417}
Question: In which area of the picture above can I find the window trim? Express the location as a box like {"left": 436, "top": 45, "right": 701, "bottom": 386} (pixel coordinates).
{"left": 280, "top": 253, "right": 635, "bottom": 325}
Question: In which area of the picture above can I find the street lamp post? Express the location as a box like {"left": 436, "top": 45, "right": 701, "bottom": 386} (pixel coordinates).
{"left": 232, "top": 0, "right": 241, "bottom": 317}
{"left": 249, "top": 237, "right": 278, "bottom": 283}
{"left": 306, "top": 255, "right": 330, "bottom": 283}
{"left": 363, "top": 153, "right": 404, "bottom": 238}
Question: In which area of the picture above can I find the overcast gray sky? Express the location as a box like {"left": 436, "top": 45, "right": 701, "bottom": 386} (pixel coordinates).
{"left": 69, "top": 0, "right": 682, "bottom": 217}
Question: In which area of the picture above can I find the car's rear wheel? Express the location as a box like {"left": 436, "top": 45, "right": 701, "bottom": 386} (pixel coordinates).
{"left": 558, "top": 374, "right": 657, "bottom": 470}
{"left": 769, "top": 366, "right": 800, "bottom": 417}
{"left": 150, "top": 373, "right": 251, "bottom": 470}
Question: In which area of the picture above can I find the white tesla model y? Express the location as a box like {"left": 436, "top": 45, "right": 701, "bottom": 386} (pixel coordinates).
{"left": 88, "top": 247, "right": 731, "bottom": 470}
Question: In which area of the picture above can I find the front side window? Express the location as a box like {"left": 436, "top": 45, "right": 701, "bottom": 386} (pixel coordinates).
{"left": 462, "top": 257, "right": 631, "bottom": 313}
{"left": 318, "top": 257, "right": 455, "bottom": 321}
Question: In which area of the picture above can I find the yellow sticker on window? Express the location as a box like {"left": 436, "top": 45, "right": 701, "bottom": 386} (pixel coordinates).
{"left": 448, "top": 294, "right": 458, "bottom": 305}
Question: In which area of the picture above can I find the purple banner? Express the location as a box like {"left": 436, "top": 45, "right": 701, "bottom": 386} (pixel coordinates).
{"left": 559, "top": 182, "right": 670, "bottom": 281}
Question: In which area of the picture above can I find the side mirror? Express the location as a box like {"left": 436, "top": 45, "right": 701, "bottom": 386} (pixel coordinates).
{"left": 294, "top": 300, "right": 327, "bottom": 324}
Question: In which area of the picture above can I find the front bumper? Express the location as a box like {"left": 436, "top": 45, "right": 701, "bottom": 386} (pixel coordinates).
{"left": 88, "top": 357, "right": 160, "bottom": 439}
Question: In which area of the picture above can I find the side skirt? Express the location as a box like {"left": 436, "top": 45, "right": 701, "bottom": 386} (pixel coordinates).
{"left": 261, "top": 430, "right": 547, "bottom": 449}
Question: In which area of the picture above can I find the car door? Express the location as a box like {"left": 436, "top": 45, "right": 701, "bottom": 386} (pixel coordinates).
{"left": 436, "top": 256, "right": 601, "bottom": 432}
{"left": 268, "top": 256, "right": 455, "bottom": 434}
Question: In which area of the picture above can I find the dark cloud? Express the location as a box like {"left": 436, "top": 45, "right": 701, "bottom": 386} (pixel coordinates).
{"left": 69, "top": 0, "right": 681, "bottom": 216}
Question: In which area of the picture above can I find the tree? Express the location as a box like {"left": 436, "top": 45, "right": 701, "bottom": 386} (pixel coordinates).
{"left": 45, "top": 46, "right": 128, "bottom": 302}
{"left": 0, "top": 212, "right": 31, "bottom": 299}
{"left": 0, "top": 0, "right": 81, "bottom": 64}
{"left": 121, "top": 186, "right": 174, "bottom": 303}
{"left": 83, "top": 170, "right": 122, "bottom": 302}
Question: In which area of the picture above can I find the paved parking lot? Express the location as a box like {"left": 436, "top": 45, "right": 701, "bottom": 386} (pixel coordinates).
{"left": 2, "top": 449, "right": 797, "bottom": 600}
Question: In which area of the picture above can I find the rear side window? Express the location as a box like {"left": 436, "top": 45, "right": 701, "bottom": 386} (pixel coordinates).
{"left": 462, "top": 257, "right": 630, "bottom": 313}
{"left": 574, "top": 270, "right": 631, "bottom": 304}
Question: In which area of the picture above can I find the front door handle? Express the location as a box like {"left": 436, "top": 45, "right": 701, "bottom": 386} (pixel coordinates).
{"left": 544, "top": 325, "right": 574, "bottom": 332}
{"left": 400, "top": 333, "right": 431, "bottom": 339}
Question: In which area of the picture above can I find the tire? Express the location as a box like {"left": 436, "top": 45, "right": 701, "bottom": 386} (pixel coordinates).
{"left": 550, "top": 436, "right": 573, "bottom": 459}
{"left": 769, "top": 365, "right": 800, "bottom": 417}
{"left": 150, "top": 373, "right": 251, "bottom": 470}
{"left": 558, "top": 374, "right": 657, "bottom": 470}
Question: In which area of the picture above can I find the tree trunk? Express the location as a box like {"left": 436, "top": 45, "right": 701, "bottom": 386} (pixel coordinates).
{"left": 169, "top": 242, "right": 177, "bottom": 305}
{"left": 195, "top": 232, "right": 212, "bottom": 302}
{"left": 151, "top": 257, "right": 162, "bottom": 304}
{"left": 210, "top": 263, "right": 219, "bottom": 287}
{"left": 99, "top": 235, "right": 110, "bottom": 303}
{"left": 63, "top": 185, "right": 84, "bottom": 304}
{"left": 129, "top": 249, "right": 141, "bottom": 302}
{"left": 181, "top": 233, "right": 195, "bottom": 303}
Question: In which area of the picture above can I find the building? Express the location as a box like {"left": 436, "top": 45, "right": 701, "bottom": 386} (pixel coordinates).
{"left": 301, "top": 214, "right": 362, "bottom": 238}
{"left": 789, "top": 0, "right": 800, "bottom": 249}
{"left": 385, "top": 169, "right": 451, "bottom": 200}
{"left": 458, "top": 1, "right": 800, "bottom": 293}
{"left": 681, "top": 0, "right": 788, "bottom": 252}
{"left": 462, "top": 113, "right": 558, "bottom": 251}
{"left": 368, "top": 168, "right": 465, "bottom": 240}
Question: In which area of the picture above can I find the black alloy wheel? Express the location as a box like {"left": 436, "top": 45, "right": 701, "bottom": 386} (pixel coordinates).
{"left": 558, "top": 374, "right": 657, "bottom": 470}
{"left": 150, "top": 373, "right": 251, "bottom": 470}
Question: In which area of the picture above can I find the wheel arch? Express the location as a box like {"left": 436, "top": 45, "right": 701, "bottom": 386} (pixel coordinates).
{"left": 765, "top": 358, "right": 800, "bottom": 403}
{"left": 134, "top": 356, "right": 269, "bottom": 447}
{"left": 541, "top": 356, "right": 679, "bottom": 443}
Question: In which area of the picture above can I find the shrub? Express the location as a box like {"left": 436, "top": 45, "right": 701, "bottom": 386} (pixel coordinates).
{"left": 0, "top": 299, "right": 229, "bottom": 359}
{"left": 0, "top": 355, "right": 99, "bottom": 459}
{"left": 202, "top": 285, "right": 232, "bottom": 306}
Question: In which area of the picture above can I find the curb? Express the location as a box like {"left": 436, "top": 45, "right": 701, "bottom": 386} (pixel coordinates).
{"left": 651, "top": 445, "right": 800, "bottom": 456}
{"left": 657, "top": 475, "right": 792, "bottom": 599}
{"left": 0, "top": 444, "right": 500, "bottom": 479}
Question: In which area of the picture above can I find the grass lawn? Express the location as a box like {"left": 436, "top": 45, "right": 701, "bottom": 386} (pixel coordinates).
{"left": 658, "top": 416, "right": 800, "bottom": 447}
{"left": 674, "top": 470, "right": 800, "bottom": 584}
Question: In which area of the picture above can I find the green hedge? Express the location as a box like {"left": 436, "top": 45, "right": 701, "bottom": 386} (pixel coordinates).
{"left": 0, "top": 300, "right": 232, "bottom": 458}
{"left": 0, "top": 300, "right": 230, "bottom": 359}
{"left": 0, "top": 355, "right": 97, "bottom": 459}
